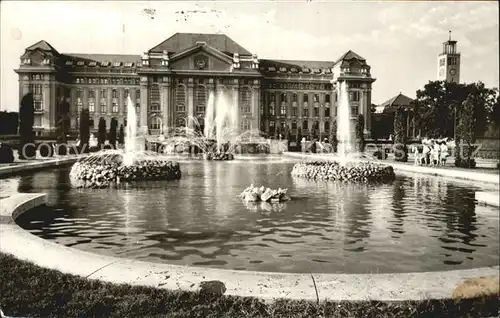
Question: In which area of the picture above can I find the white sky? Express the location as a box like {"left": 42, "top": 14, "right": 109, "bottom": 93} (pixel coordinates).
{"left": 1, "top": 1, "right": 498, "bottom": 111}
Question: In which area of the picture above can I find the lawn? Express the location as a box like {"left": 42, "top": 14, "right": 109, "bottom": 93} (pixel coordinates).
{"left": 0, "top": 253, "right": 498, "bottom": 317}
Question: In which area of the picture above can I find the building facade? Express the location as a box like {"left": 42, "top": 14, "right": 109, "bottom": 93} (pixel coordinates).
{"left": 15, "top": 33, "right": 375, "bottom": 139}
{"left": 437, "top": 31, "right": 461, "bottom": 83}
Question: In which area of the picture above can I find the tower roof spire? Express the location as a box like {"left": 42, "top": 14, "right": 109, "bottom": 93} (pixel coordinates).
{"left": 449, "top": 30, "right": 452, "bottom": 41}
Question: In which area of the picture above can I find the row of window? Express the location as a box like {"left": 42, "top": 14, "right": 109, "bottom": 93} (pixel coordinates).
{"left": 268, "top": 91, "right": 360, "bottom": 103}
{"left": 66, "top": 60, "right": 136, "bottom": 68}
{"left": 75, "top": 77, "right": 140, "bottom": 85}
{"left": 261, "top": 66, "right": 332, "bottom": 74}
{"left": 76, "top": 88, "right": 141, "bottom": 99}
{"left": 269, "top": 120, "right": 331, "bottom": 131}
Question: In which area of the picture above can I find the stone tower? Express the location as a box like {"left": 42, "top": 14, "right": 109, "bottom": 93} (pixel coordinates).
{"left": 437, "top": 31, "right": 461, "bottom": 83}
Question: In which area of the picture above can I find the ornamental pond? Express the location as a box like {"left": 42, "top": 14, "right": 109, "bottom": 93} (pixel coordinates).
{"left": 2, "top": 158, "right": 499, "bottom": 274}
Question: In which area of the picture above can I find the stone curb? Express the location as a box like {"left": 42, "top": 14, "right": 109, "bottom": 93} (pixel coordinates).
{"left": 0, "top": 194, "right": 498, "bottom": 301}
{"left": 282, "top": 152, "right": 499, "bottom": 186}
{"left": 0, "top": 156, "right": 85, "bottom": 178}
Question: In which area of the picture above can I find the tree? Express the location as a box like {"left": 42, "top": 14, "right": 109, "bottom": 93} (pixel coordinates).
{"left": 455, "top": 94, "right": 476, "bottom": 168}
{"left": 413, "top": 80, "right": 496, "bottom": 138}
{"left": 329, "top": 120, "right": 338, "bottom": 153}
{"left": 109, "top": 118, "right": 118, "bottom": 148}
{"left": 19, "top": 93, "right": 36, "bottom": 159}
{"left": 393, "top": 106, "right": 408, "bottom": 162}
{"left": 118, "top": 124, "right": 125, "bottom": 145}
{"left": 97, "top": 117, "right": 106, "bottom": 147}
{"left": 355, "top": 114, "right": 365, "bottom": 152}
{"left": 79, "top": 108, "right": 90, "bottom": 153}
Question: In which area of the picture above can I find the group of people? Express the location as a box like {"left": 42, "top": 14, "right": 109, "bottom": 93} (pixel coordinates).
{"left": 413, "top": 138, "right": 450, "bottom": 167}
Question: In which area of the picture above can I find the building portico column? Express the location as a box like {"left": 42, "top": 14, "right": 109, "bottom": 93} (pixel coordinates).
{"left": 140, "top": 76, "right": 148, "bottom": 133}
{"left": 187, "top": 78, "right": 194, "bottom": 129}
{"left": 161, "top": 78, "right": 171, "bottom": 135}
{"left": 232, "top": 79, "right": 239, "bottom": 134}
{"left": 252, "top": 80, "right": 260, "bottom": 131}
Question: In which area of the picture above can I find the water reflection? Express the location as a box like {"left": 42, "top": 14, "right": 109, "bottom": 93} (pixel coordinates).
{"left": 7, "top": 160, "right": 500, "bottom": 274}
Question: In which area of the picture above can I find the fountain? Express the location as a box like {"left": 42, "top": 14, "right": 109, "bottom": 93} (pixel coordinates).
{"left": 161, "top": 89, "right": 269, "bottom": 160}
{"left": 291, "top": 80, "right": 396, "bottom": 183}
{"left": 337, "top": 81, "right": 352, "bottom": 165}
{"left": 69, "top": 96, "right": 181, "bottom": 188}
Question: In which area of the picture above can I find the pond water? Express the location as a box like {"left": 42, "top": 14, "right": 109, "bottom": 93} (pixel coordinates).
{"left": 3, "top": 158, "right": 499, "bottom": 274}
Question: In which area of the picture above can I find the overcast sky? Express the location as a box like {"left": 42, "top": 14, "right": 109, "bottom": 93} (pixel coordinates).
{"left": 1, "top": 1, "right": 498, "bottom": 111}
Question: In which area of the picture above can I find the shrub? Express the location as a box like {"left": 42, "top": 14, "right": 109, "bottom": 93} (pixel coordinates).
{"left": 455, "top": 95, "right": 477, "bottom": 169}
{"left": 393, "top": 106, "right": 408, "bottom": 162}
{"left": 109, "top": 118, "right": 118, "bottom": 148}
{"left": 97, "top": 117, "right": 106, "bottom": 147}
{"left": 103, "top": 144, "right": 113, "bottom": 150}
{"left": 89, "top": 146, "right": 99, "bottom": 153}
{"left": 355, "top": 114, "right": 365, "bottom": 152}
{"left": 79, "top": 109, "right": 90, "bottom": 154}
{"left": 18, "top": 93, "right": 35, "bottom": 160}
{"left": 0, "top": 145, "right": 14, "bottom": 163}
{"left": 329, "top": 120, "right": 338, "bottom": 153}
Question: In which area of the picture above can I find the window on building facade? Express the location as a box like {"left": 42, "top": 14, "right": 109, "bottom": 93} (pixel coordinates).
{"left": 33, "top": 84, "right": 42, "bottom": 95}
{"left": 76, "top": 117, "right": 79, "bottom": 128}
{"left": 175, "top": 117, "right": 185, "bottom": 128}
{"left": 240, "top": 119, "right": 251, "bottom": 131}
{"left": 269, "top": 120, "right": 275, "bottom": 131}
{"left": 100, "top": 101, "right": 107, "bottom": 113}
{"left": 291, "top": 121, "right": 297, "bottom": 130}
{"left": 260, "top": 104, "right": 264, "bottom": 115}
{"left": 350, "top": 83, "right": 361, "bottom": 89}
{"left": 292, "top": 93, "right": 298, "bottom": 102}
{"left": 88, "top": 89, "right": 95, "bottom": 98}
{"left": 123, "top": 101, "right": 127, "bottom": 113}
{"left": 269, "top": 103, "right": 276, "bottom": 116}
{"left": 76, "top": 88, "right": 82, "bottom": 99}
{"left": 195, "top": 86, "right": 207, "bottom": 114}
{"left": 280, "top": 104, "right": 286, "bottom": 116}
{"left": 292, "top": 107, "right": 297, "bottom": 117}
{"left": 324, "top": 121, "right": 330, "bottom": 131}
{"left": 150, "top": 117, "right": 162, "bottom": 130}
{"left": 112, "top": 89, "right": 118, "bottom": 98}
{"left": 76, "top": 101, "right": 83, "bottom": 113}
{"left": 136, "top": 89, "right": 140, "bottom": 99}
{"left": 351, "top": 106, "right": 359, "bottom": 116}
{"left": 175, "top": 84, "right": 186, "bottom": 112}
{"left": 100, "top": 89, "right": 106, "bottom": 98}
{"left": 240, "top": 87, "right": 251, "bottom": 114}
{"left": 314, "top": 107, "right": 319, "bottom": 117}
{"left": 313, "top": 94, "right": 319, "bottom": 103}
{"left": 302, "top": 120, "right": 308, "bottom": 130}
{"left": 303, "top": 94, "right": 309, "bottom": 103}
{"left": 112, "top": 102, "right": 118, "bottom": 113}
{"left": 334, "top": 93, "right": 338, "bottom": 102}
{"left": 89, "top": 101, "right": 95, "bottom": 113}
{"left": 325, "top": 94, "right": 331, "bottom": 103}
{"left": 136, "top": 103, "right": 140, "bottom": 113}
{"left": 280, "top": 93, "right": 287, "bottom": 103}
{"left": 302, "top": 108, "right": 309, "bottom": 117}
{"left": 125, "top": 88, "right": 129, "bottom": 98}
{"left": 325, "top": 107, "right": 330, "bottom": 117}
{"left": 33, "top": 100, "right": 43, "bottom": 111}
{"left": 313, "top": 121, "right": 319, "bottom": 130}
{"left": 349, "top": 91, "right": 360, "bottom": 102}
{"left": 150, "top": 103, "right": 161, "bottom": 112}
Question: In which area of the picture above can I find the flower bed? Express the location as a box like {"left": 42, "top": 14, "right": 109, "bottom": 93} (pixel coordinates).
{"left": 291, "top": 160, "right": 396, "bottom": 182}
{"left": 203, "top": 153, "right": 234, "bottom": 161}
{"left": 70, "top": 157, "right": 181, "bottom": 188}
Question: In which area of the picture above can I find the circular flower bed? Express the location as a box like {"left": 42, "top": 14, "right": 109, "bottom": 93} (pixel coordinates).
{"left": 203, "top": 153, "right": 234, "bottom": 161}
{"left": 70, "top": 152, "right": 181, "bottom": 188}
{"left": 291, "top": 160, "right": 396, "bottom": 183}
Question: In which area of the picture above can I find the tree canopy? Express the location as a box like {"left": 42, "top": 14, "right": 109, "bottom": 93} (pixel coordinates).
{"left": 412, "top": 80, "right": 497, "bottom": 138}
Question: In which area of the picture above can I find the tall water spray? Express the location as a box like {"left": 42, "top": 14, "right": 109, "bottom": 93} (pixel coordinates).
{"left": 204, "top": 91, "right": 215, "bottom": 140}
{"left": 123, "top": 96, "right": 137, "bottom": 165}
{"left": 215, "top": 90, "right": 231, "bottom": 152}
{"left": 337, "top": 81, "right": 352, "bottom": 164}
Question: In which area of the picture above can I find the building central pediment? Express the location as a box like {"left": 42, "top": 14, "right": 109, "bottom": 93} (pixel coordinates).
{"left": 167, "top": 43, "right": 233, "bottom": 72}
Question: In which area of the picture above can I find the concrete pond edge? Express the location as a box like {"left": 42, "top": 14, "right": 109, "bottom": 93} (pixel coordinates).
{"left": 0, "top": 193, "right": 498, "bottom": 302}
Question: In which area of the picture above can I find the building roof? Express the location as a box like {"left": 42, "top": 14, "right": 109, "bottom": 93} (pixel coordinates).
{"left": 26, "top": 40, "right": 60, "bottom": 55}
{"left": 260, "top": 59, "right": 334, "bottom": 69}
{"left": 148, "top": 33, "right": 252, "bottom": 55}
{"left": 335, "top": 50, "right": 366, "bottom": 64}
{"left": 375, "top": 93, "right": 414, "bottom": 114}
{"left": 62, "top": 53, "right": 141, "bottom": 64}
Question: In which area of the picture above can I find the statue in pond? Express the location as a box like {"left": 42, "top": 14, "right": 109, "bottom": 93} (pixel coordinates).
{"left": 239, "top": 184, "right": 290, "bottom": 203}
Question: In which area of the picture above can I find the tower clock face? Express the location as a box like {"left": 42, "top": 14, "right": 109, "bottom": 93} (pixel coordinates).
{"left": 449, "top": 68, "right": 456, "bottom": 76}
